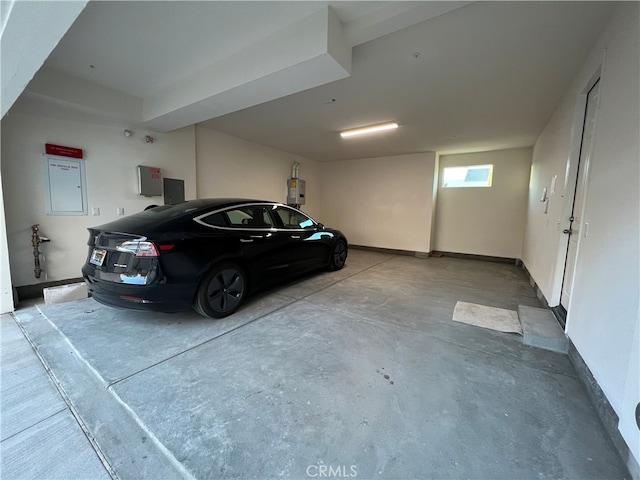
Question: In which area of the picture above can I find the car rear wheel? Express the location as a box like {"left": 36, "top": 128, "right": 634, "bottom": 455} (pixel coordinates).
{"left": 194, "top": 263, "right": 247, "bottom": 318}
{"left": 328, "top": 240, "right": 347, "bottom": 271}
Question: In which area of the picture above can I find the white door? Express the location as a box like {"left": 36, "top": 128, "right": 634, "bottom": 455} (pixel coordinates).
{"left": 560, "top": 79, "right": 600, "bottom": 310}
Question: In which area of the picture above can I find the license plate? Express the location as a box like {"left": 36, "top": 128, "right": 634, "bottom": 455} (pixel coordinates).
{"left": 90, "top": 248, "right": 107, "bottom": 266}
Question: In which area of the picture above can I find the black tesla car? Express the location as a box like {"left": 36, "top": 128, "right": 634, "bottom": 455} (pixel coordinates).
{"left": 82, "top": 199, "right": 348, "bottom": 318}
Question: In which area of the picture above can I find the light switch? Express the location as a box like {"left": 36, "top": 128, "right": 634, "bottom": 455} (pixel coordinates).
{"left": 92, "top": 207, "right": 100, "bottom": 216}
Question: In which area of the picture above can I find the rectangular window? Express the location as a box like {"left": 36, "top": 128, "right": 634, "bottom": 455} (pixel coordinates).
{"left": 442, "top": 164, "right": 493, "bottom": 188}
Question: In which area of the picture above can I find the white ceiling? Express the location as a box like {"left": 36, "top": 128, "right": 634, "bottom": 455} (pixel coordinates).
{"left": 44, "top": 2, "right": 374, "bottom": 97}
{"left": 21, "top": 1, "right": 616, "bottom": 161}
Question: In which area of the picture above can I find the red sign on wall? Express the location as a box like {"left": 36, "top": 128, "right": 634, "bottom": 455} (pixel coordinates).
{"left": 45, "top": 143, "right": 84, "bottom": 159}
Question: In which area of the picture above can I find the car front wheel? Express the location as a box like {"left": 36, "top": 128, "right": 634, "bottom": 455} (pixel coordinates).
{"left": 328, "top": 240, "right": 347, "bottom": 271}
{"left": 194, "top": 263, "right": 247, "bottom": 318}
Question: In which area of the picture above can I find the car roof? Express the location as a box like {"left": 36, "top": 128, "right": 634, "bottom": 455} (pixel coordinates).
{"left": 90, "top": 198, "right": 284, "bottom": 234}
{"left": 191, "top": 198, "right": 277, "bottom": 209}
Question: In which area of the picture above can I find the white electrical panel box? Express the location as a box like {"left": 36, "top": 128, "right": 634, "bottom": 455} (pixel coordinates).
{"left": 43, "top": 155, "right": 88, "bottom": 216}
{"left": 287, "top": 178, "right": 306, "bottom": 205}
{"left": 138, "top": 165, "right": 162, "bottom": 197}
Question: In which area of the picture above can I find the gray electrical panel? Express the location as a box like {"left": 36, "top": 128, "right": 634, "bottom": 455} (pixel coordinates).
{"left": 138, "top": 165, "right": 162, "bottom": 197}
{"left": 163, "top": 177, "right": 185, "bottom": 205}
{"left": 287, "top": 178, "right": 306, "bottom": 205}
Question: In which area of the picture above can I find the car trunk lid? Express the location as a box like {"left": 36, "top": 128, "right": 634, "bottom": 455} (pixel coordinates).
{"left": 86, "top": 230, "right": 161, "bottom": 285}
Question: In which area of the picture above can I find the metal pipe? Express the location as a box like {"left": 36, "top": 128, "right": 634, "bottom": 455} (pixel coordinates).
{"left": 31, "top": 224, "right": 50, "bottom": 279}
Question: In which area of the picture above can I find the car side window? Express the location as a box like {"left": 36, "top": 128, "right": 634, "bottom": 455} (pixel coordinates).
{"left": 199, "top": 212, "right": 228, "bottom": 227}
{"left": 225, "top": 206, "right": 274, "bottom": 228}
{"left": 274, "top": 207, "right": 315, "bottom": 229}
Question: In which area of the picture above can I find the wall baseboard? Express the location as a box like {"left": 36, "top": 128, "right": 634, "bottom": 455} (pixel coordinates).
{"left": 349, "top": 244, "right": 429, "bottom": 258}
{"left": 15, "top": 278, "right": 85, "bottom": 302}
{"left": 430, "top": 250, "right": 519, "bottom": 265}
{"left": 568, "top": 340, "right": 638, "bottom": 479}
{"left": 350, "top": 246, "right": 522, "bottom": 265}
{"left": 519, "top": 262, "right": 551, "bottom": 306}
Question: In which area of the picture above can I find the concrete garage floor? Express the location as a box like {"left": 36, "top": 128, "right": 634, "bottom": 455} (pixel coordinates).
{"left": 3, "top": 250, "right": 629, "bottom": 479}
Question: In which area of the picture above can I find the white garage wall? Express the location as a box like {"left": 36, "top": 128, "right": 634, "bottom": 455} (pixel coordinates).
{"left": 320, "top": 152, "right": 436, "bottom": 254}
{"left": 195, "top": 126, "right": 321, "bottom": 219}
{"left": 521, "top": 95, "right": 576, "bottom": 298}
{"left": 0, "top": 169, "right": 14, "bottom": 313}
{"left": 523, "top": 2, "right": 639, "bottom": 468}
{"left": 565, "top": 3, "right": 639, "bottom": 467}
{"left": 433, "top": 148, "right": 531, "bottom": 259}
{"left": 1, "top": 113, "right": 197, "bottom": 287}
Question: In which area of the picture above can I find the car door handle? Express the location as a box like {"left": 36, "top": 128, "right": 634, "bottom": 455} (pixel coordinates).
{"left": 291, "top": 235, "right": 301, "bottom": 239}
{"left": 240, "top": 238, "right": 253, "bottom": 243}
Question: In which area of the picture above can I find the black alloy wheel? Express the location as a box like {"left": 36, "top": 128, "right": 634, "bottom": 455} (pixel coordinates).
{"left": 328, "top": 240, "right": 347, "bottom": 271}
{"left": 195, "top": 263, "right": 247, "bottom": 318}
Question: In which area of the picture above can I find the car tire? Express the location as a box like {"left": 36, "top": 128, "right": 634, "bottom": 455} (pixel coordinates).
{"left": 194, "top": 263, "right": 247, "bottom": 318}
{"left": 328, "top": 240, "right": 348, "bottom": 271}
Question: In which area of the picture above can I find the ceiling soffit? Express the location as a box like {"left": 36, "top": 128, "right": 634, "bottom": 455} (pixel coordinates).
{"left": 142, "top": 7, "right": 351, "bottom": 131}
{"left": 22, "top": 2, "right": 470, "bottom": 133}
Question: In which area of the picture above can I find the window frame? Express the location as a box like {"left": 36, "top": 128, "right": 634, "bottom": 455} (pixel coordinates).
{"left": 441, "top": 164, "right": 494, "bottom": 189}
{"left": 272, "top": 205, "right": 315, "bottom": 229}
{"left": 197, "top": 211, "right": 230, "bottom": 228}
{"left": 193, "top": 203, "right": 319, "bottom": 232}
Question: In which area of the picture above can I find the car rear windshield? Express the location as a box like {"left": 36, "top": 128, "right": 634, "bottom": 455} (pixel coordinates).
{"left": 133, "top": 201, "right": 209, "bottom": 220}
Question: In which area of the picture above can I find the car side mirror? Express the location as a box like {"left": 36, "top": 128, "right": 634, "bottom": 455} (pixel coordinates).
{"left": 316, "top": 223, "right": 325, "bottom": 230}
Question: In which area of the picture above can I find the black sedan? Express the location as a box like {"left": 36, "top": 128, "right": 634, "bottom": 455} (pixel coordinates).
{"left": 82, "top": 199, "right": 348, "bottom": 318}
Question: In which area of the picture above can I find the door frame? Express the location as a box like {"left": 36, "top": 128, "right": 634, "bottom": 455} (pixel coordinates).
{"left": 549, "top": 65, "right": 603, "bottom": 315}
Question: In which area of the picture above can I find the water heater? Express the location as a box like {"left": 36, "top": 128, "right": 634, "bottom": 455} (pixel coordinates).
{"left": 287, "top": 178, "right": 306, "bottom": 205}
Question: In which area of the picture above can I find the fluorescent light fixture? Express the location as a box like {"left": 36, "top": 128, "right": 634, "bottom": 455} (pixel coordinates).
{"left": 340, "top": 122, "right": 398, "bottom": 138}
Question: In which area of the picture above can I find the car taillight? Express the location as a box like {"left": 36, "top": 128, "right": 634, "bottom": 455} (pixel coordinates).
{"left": 116, "top": 240, "right": 159, "bottom": 257}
